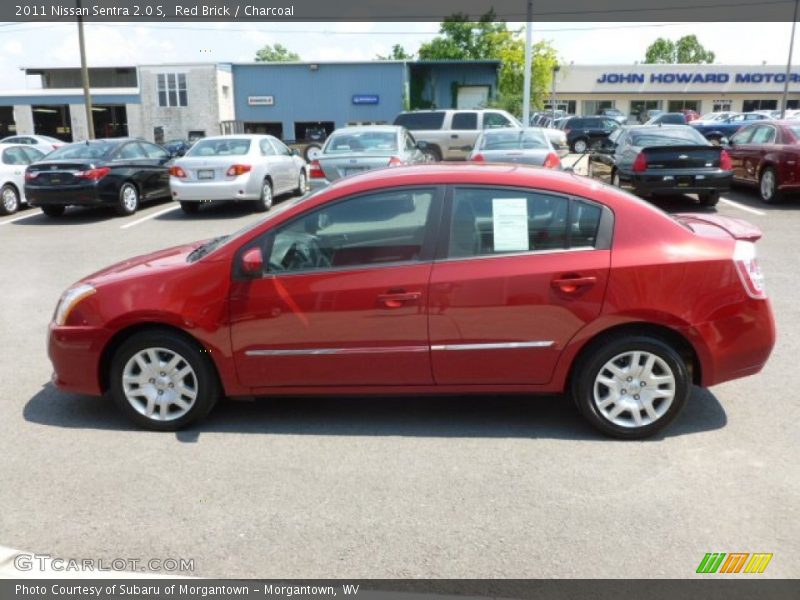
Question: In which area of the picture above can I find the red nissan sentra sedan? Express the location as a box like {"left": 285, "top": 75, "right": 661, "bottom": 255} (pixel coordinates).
{"left": 47, "top": 164, "right": 775, "bottom": 438}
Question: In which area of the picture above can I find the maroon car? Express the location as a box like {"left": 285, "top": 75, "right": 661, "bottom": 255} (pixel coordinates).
{"left": 727, "top": 119, "right": 800, "bottom": 203}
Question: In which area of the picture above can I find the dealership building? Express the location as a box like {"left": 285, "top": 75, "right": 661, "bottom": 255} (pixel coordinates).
{"left": 549, "top": 64, "right": 800, "bottom": 119}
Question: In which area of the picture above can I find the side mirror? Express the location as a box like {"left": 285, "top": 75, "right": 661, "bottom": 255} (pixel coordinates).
{"left": 240, "top": 246, "right": 264, "bottom": 277}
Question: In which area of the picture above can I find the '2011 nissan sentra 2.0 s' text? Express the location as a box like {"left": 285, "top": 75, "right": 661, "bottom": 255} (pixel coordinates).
{"left": 47, "top": 164, "right": 775, "bottom": 438}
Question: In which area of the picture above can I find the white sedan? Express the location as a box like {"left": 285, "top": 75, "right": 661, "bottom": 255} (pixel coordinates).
{"left": 0, "top": 143, "right": 45, "bottom": 215}
{"left": 0, "top": 134, "right": 64, "bottom": 156}
{"left": 169, "top": 134, "right": 308, "bottom": 214}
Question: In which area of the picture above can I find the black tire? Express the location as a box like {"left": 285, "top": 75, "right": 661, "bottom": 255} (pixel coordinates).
{"left": 41, "top": 205, "right": 65, "bottom": 217}
{"left": 116, "top": 182, "right": 139, "bottom": 216}
{"left": 252, "top": 179, "right": 273, "bottom": 213}
{"left": 571, "top": 334, "right": 690, "bottom": 439}
{"left": 303, "top": 143, "right": 322, "bottom": 162}
{"left": 758, "top": 166, "right": 782, "bottom": 204}
{"left": 0, "top": 184, "right": 20, "bottom": 216}
{"left": 108, "top": 330, "right": 221, "bottom": 431}
{"left": 295, "top": 170, "right": 307, "bottom": 196}
{"left": 422, "top": 145, "right": 442, "bottom": 162}
{"left": 180, "top": 201, "right": 200, "bottom": 214}
{"left": 699, "top": 191, "right": 720, "bottom": 207}
{"left": 571, "top": 138, "right": 589, "bottom": 154}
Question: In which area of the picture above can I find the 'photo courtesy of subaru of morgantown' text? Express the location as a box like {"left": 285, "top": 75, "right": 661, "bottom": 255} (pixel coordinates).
{"left": 0, "top": 1, "right": 797, "bottom": 598}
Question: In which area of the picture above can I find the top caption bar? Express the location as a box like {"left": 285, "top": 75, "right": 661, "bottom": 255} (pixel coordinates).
{"left": 3, "top": 0, "right": 800, "bottom": 22}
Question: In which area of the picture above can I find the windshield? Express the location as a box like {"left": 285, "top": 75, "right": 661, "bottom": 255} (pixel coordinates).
{"left": 324, "top": 131, "right": 398, "bottom": 154}
{"left": 480, "top": 129, "right": 549, "bottom": 150}
{"left": 187, "top": 138, "right": 251, "bottom": 157}
{"left": 631, "top": 128, "right": 708, "bottom": 146}
{"left": 45, "top": 141, "right": 117, "bottom": 160}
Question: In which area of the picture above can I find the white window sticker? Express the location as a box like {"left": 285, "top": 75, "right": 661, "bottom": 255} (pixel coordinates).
{"left": 492, "top": 198, "right": 529, "bottom": 252}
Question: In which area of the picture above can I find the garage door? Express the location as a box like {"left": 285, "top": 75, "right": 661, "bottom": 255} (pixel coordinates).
{"left": 457, "top": 86, "right": 489, "bottom": 109}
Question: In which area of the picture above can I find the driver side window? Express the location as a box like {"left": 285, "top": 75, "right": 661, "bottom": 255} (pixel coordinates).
{"left": 267, "top": 188, "right": 436, "bottom": 274}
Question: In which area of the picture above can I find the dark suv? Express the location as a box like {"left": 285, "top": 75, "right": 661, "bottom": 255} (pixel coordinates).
{"left": 563, "top": 116, "right": 621, "bottom": 153}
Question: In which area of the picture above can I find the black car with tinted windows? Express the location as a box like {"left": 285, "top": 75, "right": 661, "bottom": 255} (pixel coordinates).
{"left": 562, "top": 116, "right": 621, "bottom": 153}
{"left": 24, "top": 138, "right": 172, "bottom": 217}
{"left": 587, "top": 124, "right": 732, "bottom": 206}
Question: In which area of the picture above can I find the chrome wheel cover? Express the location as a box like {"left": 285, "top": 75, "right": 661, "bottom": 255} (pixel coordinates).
{"left": 121, "top": 185, "right": 138, "bottom": 211}
{"left": 593, "top": 351, "right": 676, "bottom": 429}
{"left": 298, "top": 172, "right": 306, "bottom": 192}
{"left": 612, "top": 172, "right": 620, "bottom": 187}
{"left": 574, "top": 140, "right": 587, "bottom": 153}
{"left": 262, "top": 182, "right": 273, "bottom": 208}
{"left": 122, "top": 348, "right": 198, "bottom": 422}
{"left": 761, "top": 170, "right": 775, "bottom": 200}
{"left": 2, "top": 187, "right": 18, "bottom": 212}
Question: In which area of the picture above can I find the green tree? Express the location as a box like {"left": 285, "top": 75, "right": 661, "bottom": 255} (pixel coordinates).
{"left": 255, "top": 43, "right": 300, "bottom": 62}
{"left": 644, "top": 35, "right": 715, "bottom": 64}
{"left": 376, "top": 44, "right": 413, "bottom": 60}
{"left": 417, "top": 10, "right": 559, "bottom": 115}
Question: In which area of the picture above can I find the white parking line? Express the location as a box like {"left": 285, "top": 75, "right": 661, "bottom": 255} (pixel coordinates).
{"left": 719, "top": 198, "right": 767, "bottom": 217}
{"left": 120, "top": 205, "right": 180, "bottom": 229}
{"left": 0, "top": 209, "right": 43, "bottom": 226}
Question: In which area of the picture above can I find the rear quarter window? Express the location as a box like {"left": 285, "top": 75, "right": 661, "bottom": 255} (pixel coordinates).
{"left": 393, "top": 112, "right": 445, "bottom": 130}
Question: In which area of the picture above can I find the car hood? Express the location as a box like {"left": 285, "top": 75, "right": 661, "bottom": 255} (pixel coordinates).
{"left": 80, "top": 240, "right": 209, "bottom": 285}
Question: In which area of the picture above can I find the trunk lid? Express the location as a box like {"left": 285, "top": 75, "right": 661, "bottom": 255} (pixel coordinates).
{"left": 672, "top": 213, "right": 762, "bottom": 242}
{"left": 26, "top": 160, "right": 98, "bottom": 186}
{"left": 318, "top": 154, "right": 396, "bottom": 181}
{"left": 640, "top": 145, "right": 721, "bottom": 169}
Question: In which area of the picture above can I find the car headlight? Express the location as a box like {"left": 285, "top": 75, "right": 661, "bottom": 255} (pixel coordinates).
{"left": 53, "top": 284, "right": 96, "bottom": 326}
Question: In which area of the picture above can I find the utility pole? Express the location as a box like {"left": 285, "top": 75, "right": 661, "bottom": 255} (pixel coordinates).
{"left": 781, "top": 0, "right": 800, "bottom": 118}
{"left": 522, "top": 0, "right": 533, "bottom": 126}
{"left": 551, "top": 65, "right": 560, "bottom": 122}
{"left": 77, "top": 0, "right": 95, "bottom": 139}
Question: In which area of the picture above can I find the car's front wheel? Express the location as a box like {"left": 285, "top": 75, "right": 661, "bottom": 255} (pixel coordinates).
{"left": 109, "top": 330, "right": 221, "bottom": 431}
{"left": 116, "top": 182, "right": 139, "bottom": 216}
{"left": 0, "top": 184, "right": 20, "bottom": 215}
{"left": 571, "top": 335, "right": 690, "bottom": 439}
{"left": 295, "top": 171, "right": 307, "bottom": 196}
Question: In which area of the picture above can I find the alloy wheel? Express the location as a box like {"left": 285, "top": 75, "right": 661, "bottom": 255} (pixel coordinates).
{"left": 760, "top": 170, "right": 776, "bottom": 201}
{"left": 592, "top": 350, "right": 676, "bottom": 428}
{"left": 1, "top": 186, "right": 19, "bottom": 214}
{"left": 122, "top": 347, "right": 198, "bottom": 422}
{"left": 262, "top": 181, "right": 273, "bottom": 209}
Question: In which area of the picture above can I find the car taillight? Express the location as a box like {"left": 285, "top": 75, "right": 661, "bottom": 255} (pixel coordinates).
{"left": 632, "top": 152, "right": 648, "bottom": 172}
{"left": 226, "top": 164, "right": 251, "bottom": 177}
{"left": 471, "top": 153, "right": 485, "bottom": 162}
{"left": 543, "top": 152, "right": 561, "bottom": 169}
{"left": 75, "top": 167, "right": 111, "bottom": 181}
{"left": 720, "top": 149, "right": 732, "bottom": 171}
{"left": 309, "top": 160, "right": 325, "bottom": 178}
{"left": 25, "top": 170, "right": 38, "bottom": 181}
{"left": 734, "top": 240, "right": 767, "bottom": 299}
{"left": 169, "top": 166, "right": 187, "bottom": 178}
{"left": 387, "top": 156, "right": 403, "bottom": 166}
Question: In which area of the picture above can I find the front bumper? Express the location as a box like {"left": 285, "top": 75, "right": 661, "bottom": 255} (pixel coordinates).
{"left": 170, "top": 176, "right": 259, "bottom": 202}
{"left": 626, "top": 169, "right": 732, "bottom": 196}
{"left": 48, "top": 323, "right": 108, "bottom": 396}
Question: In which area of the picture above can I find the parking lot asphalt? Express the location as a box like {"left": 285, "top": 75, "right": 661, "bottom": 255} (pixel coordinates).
{"left": 1, "top": 167, "right": 798, "bottom": 579}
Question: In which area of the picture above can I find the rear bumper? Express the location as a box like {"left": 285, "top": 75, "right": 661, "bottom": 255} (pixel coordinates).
{"left": 170, "top": 176, "right": 259, "bottom": 201}
{"left": 627, "top": 170, "right": 732, "bottom": 195}
{"left": 48, "top": 323, "right": 108, "bottom": 396}
{"left": 25, "top": 184, "right": 105, "bottom": 207}
{"left": 308, "top": 177, "right": 332, "bottom": 191}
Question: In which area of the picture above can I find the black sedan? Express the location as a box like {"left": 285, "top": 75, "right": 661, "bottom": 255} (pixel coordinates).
{"left": 25, "top": 138, "right": 172, "bottom": 217}
{"left": 587, "top": 125, "right": 732, "bottom": 207}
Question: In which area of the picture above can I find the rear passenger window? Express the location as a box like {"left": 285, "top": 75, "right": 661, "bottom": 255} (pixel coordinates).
{"left": 452, "top": 112, "right": 478, "bottom": 130}
{"left": 393, "top": 112, "right": 445, "bottom": 130}
{"left": 448, "top": 188, "right": 603, "bottom": 258}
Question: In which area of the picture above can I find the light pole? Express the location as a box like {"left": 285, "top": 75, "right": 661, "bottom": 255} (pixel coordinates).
{"left": 781, "top": 0, "right": 800, "bottom": 118}
{"left": 551, "top": 65, "right": 560, "bottom": 123}
{"left": 76, "top": 0, "right": 95, "bottom": 139}
{"left": 522, "top": 0, "right": 533, "bottom": 126}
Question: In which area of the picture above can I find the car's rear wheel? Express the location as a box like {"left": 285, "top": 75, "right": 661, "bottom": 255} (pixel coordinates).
{"left": 253, "top": 179, "right": 273, "bottom": 212}
{"left": 180, "top": 201, "right": 200, "bottom": 214}
{"left": 41, "top": 205, "right": 65, "bottom": 217}
{"left": 572, "top": 138, "right": 589, "bottom": 154}
{"left": 109, "top": 330, "right": 221, "bottom": 431}
{"left": 699, "top": 191, "right": 720, "bottom": 207}
{"left": 0, "top": 184, "right": 20, "bottom": 215}
{"left": 759, "top": 167, "right": 782, "bottom": 204}
{"left": 571, "top": 335, "right": 690, "bottom": 439}
{"left": 421, "top": 145, "right": 442, "bottom": 162}
{"left": 295, "top": 171, "right": 307, "bottom": 196}
{"left": 116, "top": 182, "right": 139, "bottom": 216}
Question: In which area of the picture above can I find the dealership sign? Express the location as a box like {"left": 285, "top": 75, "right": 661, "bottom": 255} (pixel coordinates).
{"left": 248, "top": 96, "right": 274, "bottom": 106}
{"left": 596, "top": 72, "right": 800, "bottom": 84}
{"left": 352, "top": 94, "right": 379, "bottom": 105}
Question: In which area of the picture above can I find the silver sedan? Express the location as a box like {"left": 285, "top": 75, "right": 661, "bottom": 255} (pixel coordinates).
{"left": 468, "top": 128, "right": 562, "bottom": 169}
{"left": 170, "top": 134, "right": 307, "bottom": 214}
{"left": 308, "top": 125, "right": 427, "bottom": 190}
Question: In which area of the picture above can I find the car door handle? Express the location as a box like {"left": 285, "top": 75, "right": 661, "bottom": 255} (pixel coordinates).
{"left": 451, "top": 134, "right": 459, "bottom": 139}
{"left": 377, "top": 291, "right": 422, "bottom": 308}
{"left": 551, "top": 276, "right": 597, "bottom": 293}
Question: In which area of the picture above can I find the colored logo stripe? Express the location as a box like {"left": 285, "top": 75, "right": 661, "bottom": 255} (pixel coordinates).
{"left": 744, "top": 553, "right": 773, "bottom": 573}
{"left": 697, "top": 553, "right": 726, "bottom": 573}
{"left": 697, "top": 552, "right": 773, "bottom": 574}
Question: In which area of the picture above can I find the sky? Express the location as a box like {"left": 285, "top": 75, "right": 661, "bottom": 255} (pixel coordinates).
{"left": 0, "top": 21, "right": 798, "bottom": 90}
